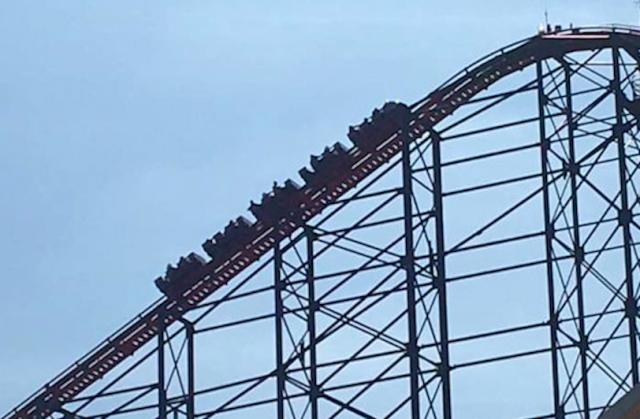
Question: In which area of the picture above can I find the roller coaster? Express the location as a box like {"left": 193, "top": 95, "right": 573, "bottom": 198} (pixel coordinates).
{"left": 4, "top": 25, "right": 640, "bottom": 419}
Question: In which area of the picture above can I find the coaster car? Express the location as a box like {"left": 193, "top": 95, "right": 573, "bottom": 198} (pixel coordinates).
{"left": 348, "top": 101, "right": 411, "bottom": 152}
{"left": 155, "top": 252, "right": 207, "bottom": 297}
{"left": 300, "top": 142, "right": 352, "bottom": 188}
{"left": 202, "top": 216, "right": 254, "bottom": 260}
{"left": 249, "top": 179, "right": 304, "bottom": 223}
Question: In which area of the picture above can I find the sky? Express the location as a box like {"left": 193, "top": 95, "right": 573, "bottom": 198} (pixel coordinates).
{"left": 0, "top": 0, "right": 637, "bottom": 416}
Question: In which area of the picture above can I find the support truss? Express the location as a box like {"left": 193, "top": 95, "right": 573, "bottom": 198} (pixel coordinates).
{"left": 7, "top": 27, "right": 640, "bottom": 419}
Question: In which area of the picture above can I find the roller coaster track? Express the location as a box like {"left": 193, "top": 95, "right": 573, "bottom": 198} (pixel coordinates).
{"left": 5, "top": 25, "right": 640, "bottom": 419}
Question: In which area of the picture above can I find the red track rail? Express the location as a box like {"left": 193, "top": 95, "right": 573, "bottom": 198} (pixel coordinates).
{"left": 5, "top": 26, "right": 640, "bottom": 419}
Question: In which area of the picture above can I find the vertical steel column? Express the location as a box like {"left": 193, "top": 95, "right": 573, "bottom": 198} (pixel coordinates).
{"left": 306, "top": 227, "right": 319, "bottom": 419}
{"left": 430, "top": 129, "right": 452, "bottom": 419}
{"left": 612, "top": 47, "right": 639, "bottom": 385}
{"left": 563, "top": 60, "right": 590, "bottom": 418}
{"left": 402, "top": 123, "right": 420, "bottom": 418}
{"left": 274, "top": 240, "right": 286, "bottom": 419}
{"left": 158, "top": 312, "right": 167, "bottom": 419}
{"left": 186, "top": 321, "right": 195, "bottom": 419}
{"left": 537, "top": 60, "right": 563, "bottom": 419}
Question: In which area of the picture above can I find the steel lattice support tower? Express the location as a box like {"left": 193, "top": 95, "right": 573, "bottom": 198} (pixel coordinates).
{"left": 5, "top": 26, "right": 640, "bottom": 419}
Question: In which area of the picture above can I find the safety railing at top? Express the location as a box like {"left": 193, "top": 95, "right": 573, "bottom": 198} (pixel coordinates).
{"left": 410, "top": 24, "right": 640, "bottom": 112}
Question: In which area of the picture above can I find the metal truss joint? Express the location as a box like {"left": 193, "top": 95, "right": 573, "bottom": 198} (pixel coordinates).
{"left": 400, "top": 255, "right": 412, "bottom": 269}
{"left": 309, "top": 300, "right": 320, "bottom": 312}
{"left": 436, "top": 361, "right": 451, "bottom": 378}
{"left": 609, "top": 78, "right": 618, "bottom": 93}
{"left": 56, "top": 408, "right": 85, "bottom": 419}
{"left": 575, "top": 245, "right": 585, "bottom": 265}
{"left": 540, "top": 92, "right": 549, "bottom": 106}
{"left": 562, "top": 160, "right": 580, "bottom": 178}
{"left": 177, "top": 317, "right": 194, "bottom": 328}
{"left": 577, "top": 332, "right": 589, "bottom": 353}
{"left": 618, "top": 208, "right": 632, "bottom": 227}
{"left": 432, "top": 272, "right": 444, "bottom": 289}
{"left": 545, "top": 224, "right": 556, "bottom": 241}
{"left": 303, "top": 224, "right": 317, "bottom": 241}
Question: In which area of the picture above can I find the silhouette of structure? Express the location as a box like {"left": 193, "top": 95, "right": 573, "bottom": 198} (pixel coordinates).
{"left": 4, "top": 25, "right": 640, "bottom": 419}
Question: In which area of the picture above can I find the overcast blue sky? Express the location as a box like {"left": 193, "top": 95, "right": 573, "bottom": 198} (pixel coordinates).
{"left": 0, "top": 0, "right": 636, "bottom": 415}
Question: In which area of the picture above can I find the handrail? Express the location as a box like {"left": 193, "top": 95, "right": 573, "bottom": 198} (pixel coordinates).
{"left": 3, "top": 297, "right": 165, "bottom": 419}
